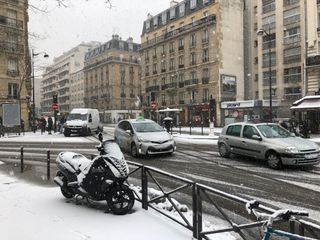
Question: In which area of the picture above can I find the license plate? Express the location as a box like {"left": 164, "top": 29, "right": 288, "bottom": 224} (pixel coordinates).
{"left": 305, "top": 153, "right": 318, "bottom": 159}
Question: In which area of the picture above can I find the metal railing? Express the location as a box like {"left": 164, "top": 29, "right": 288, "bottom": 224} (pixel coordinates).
{"left": 8, "top": 147, "right": 320, "bottom": 240}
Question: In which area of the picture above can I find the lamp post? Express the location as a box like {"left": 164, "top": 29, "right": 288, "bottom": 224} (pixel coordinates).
{"left": 257, "top": 27, "right": 273, "bottom": 123}
{"left": 31, "top": 50, "right": 49, "bottom": 132}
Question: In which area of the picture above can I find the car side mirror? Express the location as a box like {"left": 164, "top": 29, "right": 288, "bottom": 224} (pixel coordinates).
{"left": 252, "top": 135, "right": 262, "bottom": 141}
{"left": 125, "top": 129, "right": 132, "bottom": 135}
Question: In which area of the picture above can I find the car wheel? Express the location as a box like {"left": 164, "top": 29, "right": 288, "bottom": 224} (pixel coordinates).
{"left": 64, "top": 131, "right": 70, "bottom": 137}
{"left": 219, "top": 143, "right": 230, "bottom": 158}
{"left": 87, "top": 128, "right": 91, "bottom": 136}
{"left": 266, "top": 151, "right": 282, "bottom": 169}
{"left": 131, "top": 143, "right": 138, "bottom": 157}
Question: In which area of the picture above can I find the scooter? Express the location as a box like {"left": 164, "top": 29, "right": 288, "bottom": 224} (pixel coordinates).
{"left": 54, "top": 133, "right": 135, "bottom": 215}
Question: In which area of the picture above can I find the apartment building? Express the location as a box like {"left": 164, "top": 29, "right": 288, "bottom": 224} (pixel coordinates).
{"left": 83, "top": 35, "right": 141, "bottom": 123}
{"left": 41, "top": 42, "right": 99, "bottom": 115}
{"left": 140, "top": 0, "right": 244, "bottom": 126}
{"left": 0, "top": 0, "right": 29, "bottom": 127}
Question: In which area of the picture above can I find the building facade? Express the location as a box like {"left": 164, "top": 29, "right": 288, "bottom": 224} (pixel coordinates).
{"left": 41, "top": 42, "right": 99, "bottom": 115}
{"left": 0, "top": 0, "right": 30, "bottom": 127}
{"left": 140, "top": 0, "right": 244, "bottom": 126}
{"left": 83, "top": 35, "right": 141, "bottom": 123}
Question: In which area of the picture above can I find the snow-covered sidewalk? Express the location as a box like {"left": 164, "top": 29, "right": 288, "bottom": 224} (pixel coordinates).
{"left": 0, "top": 171, "right": 191, "bottom": 240}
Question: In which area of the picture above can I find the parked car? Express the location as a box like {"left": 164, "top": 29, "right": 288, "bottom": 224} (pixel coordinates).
{"left": 218, "top": 122, "right": 320, "bottom": 169}
{"left": 114, "top": 118, "right": 176, "bottom": 157}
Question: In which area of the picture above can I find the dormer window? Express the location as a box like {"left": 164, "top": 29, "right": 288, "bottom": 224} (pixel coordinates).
{"left": 146, "top": 20, "right": 150, "bottom": 31}
{"left": 179, "top": 3, "right": 185, "bottom": 17}
{"left": 162, "top": 12, "right": 167, "bottom": 24}
{"left": 170, "top": 7, "right": 175, "bottom": 19}
{"left": 190, "top": 0, "right": 197, "bottom": 9}
{"left": 203, "top": 0, "right": 209, "bottom": 4}
{"left": 154, "top": 16, "right": 158, "bottom": 26}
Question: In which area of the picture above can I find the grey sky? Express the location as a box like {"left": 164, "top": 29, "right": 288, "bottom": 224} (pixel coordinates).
{"left": 29, "top": 0, "right": 171, "bottom": 62}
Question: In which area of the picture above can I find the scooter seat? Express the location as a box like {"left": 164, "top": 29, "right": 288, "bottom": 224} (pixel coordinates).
{"left": 58, "top": 152, "right": 92, "bottom": 173}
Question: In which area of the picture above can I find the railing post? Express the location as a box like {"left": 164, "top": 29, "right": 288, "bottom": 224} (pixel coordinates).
{"left": 289, "top": 220, "right": 295, "bottom": 234}
{"left": 201, "top": 122, "right": 203, "bottom": 135}
{"left": 197, "top": 185, "right": 203, "bottom": 240}
{"left": 47, "top": 150, "right": 50, "bottom": 180}
{"left": 189, "top": 122, "right": 192, "bottom": 135}
{"left": 298, "top": 223, "right": 305, "bottom": 236}
{"left": 141, "top": 166, "right": 148, "bottom": 210}
{"left": 179, "top": 122, "right": 181, "bottom": 135}
{"left": 192, "top": 183, "right": 198, "bottom": 239}
{"left": 20, "top": 146, "right": 24, "bottom": 173}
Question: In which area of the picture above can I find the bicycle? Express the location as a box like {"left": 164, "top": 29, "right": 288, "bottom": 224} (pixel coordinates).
{"left": 245, "top": 200, "right": 317, "bottom": 240}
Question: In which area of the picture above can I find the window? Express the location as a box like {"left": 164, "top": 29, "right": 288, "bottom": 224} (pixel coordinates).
{"left": 169, "top": 58, "right": 175, "bottom": 70}
{"left": 162, "top": 12, "right": 167, "bottom": 24}
{"left": 203, "top": 88, "right": 209, "bottom": 102}
{"left": 284, "top": 27, "right": 300, "bottom": 44}
{"left": 153, "top": 63, "right": 157, "bottom": 74}
{"left": 170, "top": 7, "right": 175, "bottom": 19}
{"left": 284, "top": 66, "right": 301, "bottom": 83}
{"left": 203, "top": 0, "right": 209, "bottom": 4}
{"left": 190, "top": 0, "right": 197, "bottom": 9}
{"left": 178, "top": 55, "right": 184, "bottom": 66}
{"left": 202, "top": 68, "right": 209, "bottom": 83}
{"left": 284, "top": 87, "right": 301, "bottom": 100}
{"left": 283, "top": 0, "right": 299, "bottom": 6}
{"left": 202, "top": 48, "right": 209, "bottom": 62}
{"left": 178, "top": 38, "right": 184, "bottom": 49}
{"left": 262, "top": 33, "right": 276, "bottom": 49}
{"left": 169, "top": 42, "right": 175, "bottom": 52}
{"left": 243, "top": 126, "right": 260, "bottom": 139}
{"left": 263, "top": 70, "right": 276, "bottom": 86}
{"left": 190, "top": 33, "right": 196, "bottom": 47}
{"left": 284, "top": 7, "right": 300, "bottom": 25}
{"left": 179, "top": 3, "right": 185, "bottom": 17}
{"left": 153, "top": 16, "right": 158, "bottom": 26}
{"left": 153, "top": 47, "right": 157, "bottom": 57}
{"left": 191, "top": 89, "right": 197, "bottom": 102}
{"left": 179, "top": 92, "right": 185, "bottom": 103}
{"left": 146, "top": 20, "right": 150, "bottom": 31}
{"left": 190, "top": 52, "right": 196, "bottom": 65}
{"left": 226, "top": 125, "right": 242, "bottom": 137}
{"left": 262, "top": 0, "right": 275, "bottom": 14}
{"left": 263, "top": 89, "right": 277, "bottom": 99}
{"left": 284, "top": 47, "right": 301, "bottom": 64}
{"left": 262, "top": 52, "right": 276, "bottom": 67}
{"left": 7, "top": 58, "right": 18, "bottom": 75}
{"left": 8, "top": 83, "right": 18, "bottom": 99}
{"left": 202, "top": 29, "right": 208, "bottom": 43}
{"left": 262, "top": 15, "right": 276, "bottom": 29}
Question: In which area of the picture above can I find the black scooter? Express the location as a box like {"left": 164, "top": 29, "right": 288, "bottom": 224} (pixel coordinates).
{"left": 54, "top": 133, "right": 135, "bottom": 215}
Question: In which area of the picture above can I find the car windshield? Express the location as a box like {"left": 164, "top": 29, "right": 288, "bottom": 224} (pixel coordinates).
{"left": 257, "top": 125, "right": 291, "bottom": 138}
{"left": 67, "top": 113, "right": 87, "bottom": 121}
{"left": 132, "top": 122, "right": 165, "bottom": 133}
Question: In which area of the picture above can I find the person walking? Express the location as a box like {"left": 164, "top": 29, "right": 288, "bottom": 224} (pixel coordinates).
{"left": 47, "top": 116, "right": 53, "bottom": 135}
{"left": 20, "top": 119, "right": 25, "bottom": 135}
{"left": 40, "top": 116, "right": 47, "bottom": 135}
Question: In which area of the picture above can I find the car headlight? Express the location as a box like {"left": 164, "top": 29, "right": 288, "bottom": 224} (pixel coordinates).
{"left": 285, "top": 146, "right": 299, "bottom": 154}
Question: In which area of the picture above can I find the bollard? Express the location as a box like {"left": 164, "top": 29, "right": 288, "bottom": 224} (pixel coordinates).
{"left": 20, "top": 146, "right": 24, "bottom": 173}
{"left": 47, "top": 150, "right": 50, "bottom": 180}
{"left": 141, "top": 166, "right": 148, "bottom": 210}
{"left": 201, "top": 122, "right": 204, "bottom": 135}
{"left": 189, "top": 122, "right": 192, "bottom": 135}
{"left": 179, "top": 122, "right": 181, "bottom": 135}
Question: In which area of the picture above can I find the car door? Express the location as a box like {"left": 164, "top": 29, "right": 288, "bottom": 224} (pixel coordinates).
{"left": 225, "top": 124, "right": 243, "bottom": 154}
{"left": 115, "top": 121, "right": 127, "bottom": 148}
{"left": 241, "top": 125, "right": 264, "bottom": 158}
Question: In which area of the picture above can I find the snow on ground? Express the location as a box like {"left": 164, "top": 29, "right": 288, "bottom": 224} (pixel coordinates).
{"left": 0, "top": 171, "right": 238, "bottom": 240}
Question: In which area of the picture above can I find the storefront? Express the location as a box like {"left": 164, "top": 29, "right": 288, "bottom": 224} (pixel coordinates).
{"left": 220, "top": 99, "right": 280, "bottom": 126}
{"left": 290, "top": 95, "right": 320, "bottom": 133}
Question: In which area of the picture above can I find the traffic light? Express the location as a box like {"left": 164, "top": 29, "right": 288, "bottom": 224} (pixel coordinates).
{"left": 53, "top": 94, "right": 58, "bottom": 103}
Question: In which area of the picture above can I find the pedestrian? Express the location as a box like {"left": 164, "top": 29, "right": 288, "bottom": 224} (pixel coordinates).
{"left": 47, "top": 116, "right": 53, "bottom": 135}
{"left": 40, "top": 116, "right": 47, "bottom": 135}
{"left": 20, "top": 119, "right": 25, "bottom": 135}
{"left": 59, "top": 115, "right": 65, "bottom": 133}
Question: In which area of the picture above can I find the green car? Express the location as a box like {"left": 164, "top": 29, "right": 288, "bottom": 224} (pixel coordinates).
{"left": 218, "top": 122, "right": 320, "bottom": 169}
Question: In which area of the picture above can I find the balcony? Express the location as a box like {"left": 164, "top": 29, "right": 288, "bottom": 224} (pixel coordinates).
{"left": 191, "top": 79, "right": 198, "bottom": 85}
{"left": 169, "top": 49, "right": 175, "bottom": 54}
{"left": 161, "top": 69, "right": 166, "bottom": 73}
{"left": 0, "top": 15, "right": 23, "bottom": 29}
{"left": 161, "top": 101, "right": 166, "bottom": 106}
{"left": 145, "top": 72, "right": 150, "bottom": 76}
{"left": 7, "top": 69, "right": 19, "bottom": 77}
{"left": 178, "top": 64, "right": 184, "bottom": 69}
{"left": 168, "top": 82, "right": 177, "bottom": 89}
{"left": 178, "top": 82, "right": 184, "bottom": 88}
{"left": 120, "top": 93, "right": 126, "bottom": 98}
{"left": 178, "top": 46, "right": 184, "bottom": 51}
{"left": 179, "top": 100, "right": 185, "bottom": 104}
{"left": 0, "top": 41, "right": 24, "bottom": 54}
{"left": 153, "top": 70, "right": 158, "bottom": 75}
{"left": 306, "top": 55, "right": 320, "bottom": 67}
{"left": 283, "top": 94, "right": 301, "bottom": 101}
{"left": 202, "top": 77, "right": 209, "bottom": 84}
{"left": 146, "top": 85, "right": 160, "bottom": 92}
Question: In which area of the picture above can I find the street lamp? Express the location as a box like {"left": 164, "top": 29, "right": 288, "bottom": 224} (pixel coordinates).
{"left": 31, "top": 49, "right": 49, "bottom": 132}
{"left": 257, "top": 27, "right": 273, "bottom": 123}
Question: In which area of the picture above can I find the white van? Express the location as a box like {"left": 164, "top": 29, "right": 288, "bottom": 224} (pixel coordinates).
{"left": 64, "top": 108, "right": 103, "bottom": 137}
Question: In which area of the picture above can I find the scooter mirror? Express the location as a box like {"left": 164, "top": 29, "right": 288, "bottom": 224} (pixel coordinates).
{"left": 98, "top": 132, "right": 103, "bottom": 142}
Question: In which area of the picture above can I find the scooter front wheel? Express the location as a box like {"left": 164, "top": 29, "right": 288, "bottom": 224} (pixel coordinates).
{"left": 106, "top": 185, "right": 135, "bottom": 215}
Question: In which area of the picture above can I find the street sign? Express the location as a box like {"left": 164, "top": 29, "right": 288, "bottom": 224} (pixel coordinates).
{"left": 52, "top": 103, "right": 59, "bottom": 110}
{"left": 150, "top": 102, "right": 157, "bottom": 109}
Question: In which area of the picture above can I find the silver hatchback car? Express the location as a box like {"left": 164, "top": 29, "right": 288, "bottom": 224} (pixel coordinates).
{"left": 218, "top": 122, "right": 320, "bottom": 169}
{"left": 114, "top": 118, "right": 176, "bottom": 157}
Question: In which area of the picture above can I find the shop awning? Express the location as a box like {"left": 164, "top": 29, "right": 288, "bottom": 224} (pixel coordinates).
{"left": 290, "top": 95, "right": 320, "bottom": 111}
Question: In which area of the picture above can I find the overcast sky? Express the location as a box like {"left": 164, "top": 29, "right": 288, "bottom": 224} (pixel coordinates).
{"left": 28, "top": 0, "right": 172, "bottom": 63}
